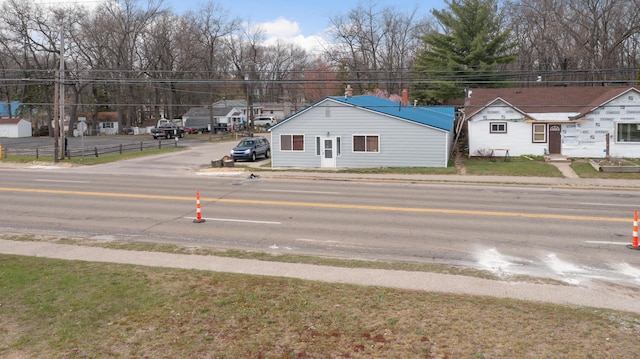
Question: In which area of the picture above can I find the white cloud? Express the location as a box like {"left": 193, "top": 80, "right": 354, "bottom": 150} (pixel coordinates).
{"left": 254, "top": 17, "right": 330, "bottom": 56}
{"left": 261, "top": 17, "right": 301, "bottom": 38}
{"left": 32, "top": 0, "right": 108, "bottom": 9}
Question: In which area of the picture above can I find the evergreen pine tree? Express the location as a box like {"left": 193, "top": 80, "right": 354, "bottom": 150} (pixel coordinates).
{"left": 412, "top": 0, "right": 517, "bottom": 104}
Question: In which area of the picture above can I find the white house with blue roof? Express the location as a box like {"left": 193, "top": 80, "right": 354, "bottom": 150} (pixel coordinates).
{"left": 268, "top": 94, "right": 455, "bottom": 168}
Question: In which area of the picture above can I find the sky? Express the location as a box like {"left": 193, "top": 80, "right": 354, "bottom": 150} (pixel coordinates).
{"left": 36, "top": 0, "right": 447, "bottom": 54}
{"left": 168, "top": 0, "right": 448, "bottom": 53}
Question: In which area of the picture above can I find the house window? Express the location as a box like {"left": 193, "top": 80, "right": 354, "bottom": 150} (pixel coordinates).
{"left": 336, "top": 137, "right": 341, "bottom": 156}
{"left": 281, "top": 134, "right": 304, "bottom": 151}
{"left": 532, "top": 124, "right": 546, "bottom": 142}
{"left": 490, "top": 122, "right": 507, "bottom": 133}
{"left": 315, "top": 137, "right": 321, "bottom": 156}
{"left": 616, "top": 123, "right": 640, "bottom": 142}
{"left": 353, "top": 135, "right": 379, "bottom": 152}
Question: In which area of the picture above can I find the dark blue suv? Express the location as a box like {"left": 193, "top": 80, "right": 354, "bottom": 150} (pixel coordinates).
{"left": 230, "top": 136, "right": 271, "bottom": 162}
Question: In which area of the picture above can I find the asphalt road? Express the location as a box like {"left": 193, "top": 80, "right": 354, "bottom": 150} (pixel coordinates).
{"left": 1, "top": 138, "right": 639, "bottom": 291}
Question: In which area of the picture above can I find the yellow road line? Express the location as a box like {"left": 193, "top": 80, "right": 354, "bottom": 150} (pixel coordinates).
{"left": 0, "top": 187, "right": 628, "bottom": 223}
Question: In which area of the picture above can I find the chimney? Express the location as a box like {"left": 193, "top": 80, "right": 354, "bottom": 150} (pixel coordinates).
{"left": 345, "top": 84, "right": 353, "bottom": 99}
{"left": 401, "top": 89, "right": 408, "bottom": 107}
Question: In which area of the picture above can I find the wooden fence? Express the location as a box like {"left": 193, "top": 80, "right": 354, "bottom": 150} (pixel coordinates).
{"left": 0, "top": 139, "right": 179, "bottom": 160}
{"left": 0, "top": 131, "right": 255, "bottom": 160}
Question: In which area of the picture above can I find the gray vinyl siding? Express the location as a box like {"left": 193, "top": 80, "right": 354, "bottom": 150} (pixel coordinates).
{"left": 270, "top": 101, "right": 450, "bottom": 168}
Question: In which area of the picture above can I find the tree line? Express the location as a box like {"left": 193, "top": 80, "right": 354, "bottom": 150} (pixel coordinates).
{"left": 0, "top": 0, "right": 639, "bottom": 132}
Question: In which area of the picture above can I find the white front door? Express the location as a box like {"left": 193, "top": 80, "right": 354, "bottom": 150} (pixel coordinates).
{"left": 320, "top": 137, "right": 336, "bottom": 168}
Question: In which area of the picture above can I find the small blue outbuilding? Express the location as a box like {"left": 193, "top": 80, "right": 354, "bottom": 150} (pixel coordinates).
{"left": 268, "top": 94, "right": 455, "bottom": 168}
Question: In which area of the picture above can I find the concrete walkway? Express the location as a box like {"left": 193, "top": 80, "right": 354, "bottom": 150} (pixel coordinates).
{"left": 549, "top": 162, "right": 580, "bottom": 179}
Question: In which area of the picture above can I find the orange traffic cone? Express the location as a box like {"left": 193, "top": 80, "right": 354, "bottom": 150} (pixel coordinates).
{"left": 628, "top": 209, "right": 639, "bottom": 250}
{"left": 193, "top": 190, "right": 205, "bottom": 223}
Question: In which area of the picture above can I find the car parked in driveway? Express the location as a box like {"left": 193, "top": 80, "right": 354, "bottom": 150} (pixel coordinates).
{"left": 253, "top": 116, "right": 276, "bottom": 128}
{"left": 230, "top": 136, "right": 270, "bottom": 162}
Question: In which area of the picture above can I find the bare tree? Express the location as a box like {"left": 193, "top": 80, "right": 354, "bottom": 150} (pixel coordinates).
{"left": 0, "top": 0, "right": 58, "bottom": 133}
{"left": 76, "top": 0, "right": 164, "bottom": 130}
{"left": 260, "top": 40, "right": 310, "bottom": 103}
{"left": 189, "top": 2, "right": 240, "bottom": 96}
{"left": 327, "top": 1, "right": 428, "bottom": 95}
{"left": 506, "top": 0, "right": 640, "bottom": 85}
{"left": 141, "top": 13, "right": 185, "bottom": 121}
{"left": 223, "top": 23, "right": 266, "bottom": 125}
{"left": 301, "top": 58, "right": 342, "bottom": 102}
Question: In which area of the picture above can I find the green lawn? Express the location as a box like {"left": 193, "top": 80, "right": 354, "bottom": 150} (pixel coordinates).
{"left": 462, "top": 157, "right": 564, "bottom": 176}
{"left": 1, "top": 254, "right": 639, "bottom": 358}
{"left": 0, "top": 147, "right": 183, "bottom": 166}
{"left": 572, "top": 158, "right": 640, "bottom": 179}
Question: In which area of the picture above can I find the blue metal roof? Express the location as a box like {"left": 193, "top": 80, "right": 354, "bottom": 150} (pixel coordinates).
{"left": 269, "top": 95, "right": 455, "bottom": 132}
{"left": 0, "top": 101, "right": 20, "bottom": 117}
{"left": 329, "top": 95, "right": 454, "bottom": 131}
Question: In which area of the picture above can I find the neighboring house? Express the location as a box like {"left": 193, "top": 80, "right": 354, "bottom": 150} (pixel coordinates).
{"left": 211, "top": 99, "right": 262, "bottom": 121}
{"left": 0, "top": 118, "right": 32, "bottom": 138}
{"left": 74, "top": 111, "right": 118, "bottom": 136}
{"left": 96, "top": 112, "right": 119, "bottom": 135}
{"left": 256, "top": 102, "right": 285, "bottom": 120}
{"left": 255, "top": 102, "right": 298, "bottom": 121}
{"left": 211, "top": 99, "right": 302, "bottom": 122}
{"left": 268, "top": 94, "right": 455, "bottom": 168}
{"left": 465, "top": 86, "right": 640, "bottom": 158}
{"left": 98, "top": 121, "right": 118, "bottom": 135}
{"left": 212, "top": 99, "right": 248, "bottom": 109}
{"left": 182, "top": 106, "right": 244, "bottom": 129}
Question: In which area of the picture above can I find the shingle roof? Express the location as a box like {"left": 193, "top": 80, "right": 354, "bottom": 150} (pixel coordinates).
{"left": 329, "top": 95, "right": 454, "bottom": 131}
{"left": 212, "top": 99, "right": 246, "bottom": 108}
{"left": 184, "top": 106, "right": 239, "bottom": 117}
{"left": 0, "top": 118, "right": 21, "bottom": 125}
{"left": 465, "top": 86, "right": 640, "bottom": 118}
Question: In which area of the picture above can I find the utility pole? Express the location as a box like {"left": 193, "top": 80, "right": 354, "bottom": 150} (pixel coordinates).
{"left": 58, "top": 19, "right": 65, "bottom": 161}
{"left": 53, "top": 18, "right": 65, "bottom": 162}
{"left": 245, "top": 75, "right": 250, "bottom": 131}
{"left": 53, "top": 65, "right": 59, "bottom": 162}
{"left": 208, "top": 103, "right": 213, "bottom": 141}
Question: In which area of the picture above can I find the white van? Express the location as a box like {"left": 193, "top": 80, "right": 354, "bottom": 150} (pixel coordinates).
{"left": 253, "top": 116, "right": 276, "bottom": 128}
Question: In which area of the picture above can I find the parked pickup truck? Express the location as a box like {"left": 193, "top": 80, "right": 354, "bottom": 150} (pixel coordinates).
{"left": 151, "top": 123, "right": 185, "bottom": 139}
